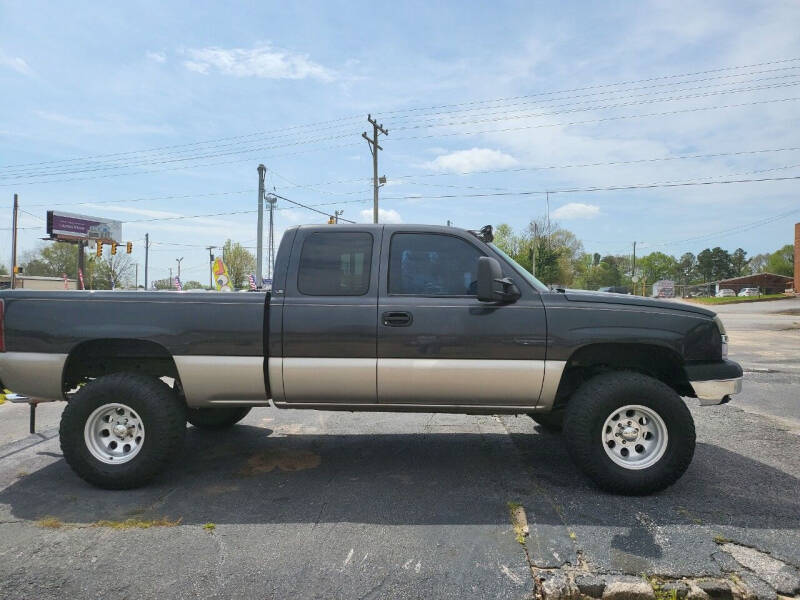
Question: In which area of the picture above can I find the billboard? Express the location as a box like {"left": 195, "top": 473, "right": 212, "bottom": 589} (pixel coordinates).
{"left": 46, "top": 211, "right": 122, "bottom": 243}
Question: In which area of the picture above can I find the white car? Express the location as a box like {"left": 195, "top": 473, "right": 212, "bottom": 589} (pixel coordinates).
{"left": 716, "top": 288, "right": 736, "bottom": 297}
{"left": 738, "top": 288, "right": 760, "bottom": 297}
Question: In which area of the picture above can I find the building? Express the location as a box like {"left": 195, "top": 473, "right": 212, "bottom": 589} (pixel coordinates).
{"left": 715, "top": 273, "right": 792, "bottom": 295}
{"left": 0, "top": 275, "right": 78, "bottom": 290}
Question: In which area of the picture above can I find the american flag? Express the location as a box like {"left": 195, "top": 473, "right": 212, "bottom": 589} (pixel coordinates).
{"left": 248, "top": 274, "right": 257, "bottom": 290}
{"left": 174, "top": 276, "right": 182, "bottom": 291}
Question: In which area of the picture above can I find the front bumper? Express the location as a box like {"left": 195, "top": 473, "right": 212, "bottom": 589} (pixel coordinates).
{"left": 684, "top": 359, "right": 743, "bottom": 406}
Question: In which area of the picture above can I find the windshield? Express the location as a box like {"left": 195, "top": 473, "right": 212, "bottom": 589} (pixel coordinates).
{"left": 489, "top": 243, "right": 549, "bottom": 293}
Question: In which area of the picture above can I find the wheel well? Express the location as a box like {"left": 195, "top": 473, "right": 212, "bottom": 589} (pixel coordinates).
{"left": 552, "top": 343, "right": 692, "bottom": 410}
{"left": 62, "top": 339, "right": 181, "bottom": 395}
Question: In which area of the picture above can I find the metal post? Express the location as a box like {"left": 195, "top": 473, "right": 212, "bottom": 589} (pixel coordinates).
{"left": 135, "top": 263, "right": 138, "bottom": 289}
{"left": 257, "top": 164, "right": 266, "bottom": 287}
{"left": 144, "top": 233, "right": 149, "bottom": 290}
{"left": 176, "top": 257, "right": 183, "bottom": 279}
{"left": 206, "top": 246, "right": 215, "bottom": 288}
{"left": 10, "top": 194, "right": 18, "bottom": 289}
{"left": 267, "top": 193, "right": 277, "bottom": 280}
{"left": 632, "top": 241, "right": 637, "bottom": 280}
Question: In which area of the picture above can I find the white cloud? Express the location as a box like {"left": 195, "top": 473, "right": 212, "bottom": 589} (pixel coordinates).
{"left": 360, "top": 208, "right": 403, "bottom": 224}
{"left": 183, "top": 44, "right": 336, "bottom": 81}
{"left": 551, "top": 203, "right": 601, "bottom": 220}
{"left": 423, "top": 148, "right": 518, "bottom": 173}
{"left": 0, "top": 49, "right": 33, "bottom": 76}
{"left": 146, "top": 51, "right": 166, "bottom": 63}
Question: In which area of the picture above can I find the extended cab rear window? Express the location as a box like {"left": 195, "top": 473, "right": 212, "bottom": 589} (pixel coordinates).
{"left": 297, "top": 232, "right": 373, "bottom": 296}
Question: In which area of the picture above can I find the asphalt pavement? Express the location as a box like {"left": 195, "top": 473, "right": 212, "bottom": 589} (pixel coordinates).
{"left": 0, "top": 297, "right": 798, "bottom": 599}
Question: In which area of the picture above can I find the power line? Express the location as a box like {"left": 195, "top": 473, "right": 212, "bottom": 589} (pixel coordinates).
{"left": 270, "top": 192, "right": 356, "bottom": 223}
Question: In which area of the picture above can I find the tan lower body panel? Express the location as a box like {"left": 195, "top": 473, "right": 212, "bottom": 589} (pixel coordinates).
{"left": 377, "top": 358, "right": 545, "bottom": 406}
{"left": 0, "top": 352, "right": 67, "bottom": 400}
{"left": 174, "top": 355, "right": 268, "bottom": 407}
{"left": 281, "top": 357, "right": 376, "bottom": 403}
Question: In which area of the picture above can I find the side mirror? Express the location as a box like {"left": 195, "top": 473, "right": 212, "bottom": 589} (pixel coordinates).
{"left": 477, "top": 256, "right": 520, "bottom": 303}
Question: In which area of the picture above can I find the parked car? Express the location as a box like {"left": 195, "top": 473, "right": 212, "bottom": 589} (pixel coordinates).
{"left": 716, "top": 288, "right": 736, "bottom": 297}
{"left": 597, "top": 286, "right": 630, "bottom": 294}
{"left": 738, "top": 288, "right": 760, "bottom": 297}
{"left": 0, "top": 224, "right": 742, "bottom": 495}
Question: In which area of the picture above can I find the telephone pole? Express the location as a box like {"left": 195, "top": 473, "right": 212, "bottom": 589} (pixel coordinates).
{"left": 334, "top": 209, "right": 343, "bottom": 224}
{"left": 176, "top": 257, "right": 183, "bottom": 279}
{"left": 256, "top": 164, "right": 266, "bottom": 287}
{"left": 362, "top": 114, "right": 388, "bottom": 223}
{"left": 206, "top": 246, "right": 216, "bottom": 288}
{"left": 144, "top": 233, "right": 150, "bottom": 290}
{"left": 10, "top": 194, "right": 18, "bottom": 289}
{"left": 632, "top": 241, "right": 637, "bottom": 278}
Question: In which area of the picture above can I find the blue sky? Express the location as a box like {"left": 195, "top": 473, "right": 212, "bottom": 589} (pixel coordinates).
{"left": 1, "top": 0, "right": 799, "bottom": 285}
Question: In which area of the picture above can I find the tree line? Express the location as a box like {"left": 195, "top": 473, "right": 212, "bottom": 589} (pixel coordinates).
{"left": 494, "top": 220, "right": 794, "bottom": 289}
{"left": 11, "top": 238, "right": 258, "bottom": 290}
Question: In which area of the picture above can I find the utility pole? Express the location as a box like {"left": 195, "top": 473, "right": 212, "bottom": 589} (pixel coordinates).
{"left": 267, "top": 193, "right": 277, "bottom": 280}
{"left": 532, "top": 222, "right": 538, "bottom": 277}
{"left": 135, "top": 263, "right": 139, "bottom": 289}
{"left": 169, "top": 267, "right": 172, "bottom": 283}
{"left": 334, "top": 209, "right": 343, "bottom": 224}
{"left": 632, "top": 241, "right": 637, "bottom": 278}
{"left": 257, "top": 164, "right": 266, "bottom": 287}
{"left": 206, "top": 246, "right": 216, "bottom": 288}
{"left": 144, "top": 233, "right": 150, "bottom": 291}
{"left": 362, "top": 114, "right": 388, "bottom": 223}
{"left": 176, "top": 257, "right": 183, "bottom": 280}
{"left": 76, "top": 242, "right": 85, "bottom": 289}
{"left": 446, "top": 220, "right": 452, "bottom": 227}
{"left": 10, "top": 194, "right": 18, "bottom": 289}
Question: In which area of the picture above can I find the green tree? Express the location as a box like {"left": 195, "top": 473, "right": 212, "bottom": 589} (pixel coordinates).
{"left": 182, "top": 280, "right": 205, "bottom": 290}
{"left": 730, "top": 248, "right": 748, "bottom": 277}
{"left": 21, "top": 242, "right": 81, "bottom": 278}
{"left": 677, "top": 252, "right": 697, "bottom": 284}
{"left": 0, "top": 264, "right": 7, "bottom": 276}
{"left": 748, "top": 252, "right": 769, "bottom": 273}
{"left": 697, "top": 249, "right": 714, "bottom": 281}
{"left": 765, "top": 244, "right": 794, "bottom": 276}
{"left": 710, "top": 247, "right": 733, "bottom": 280}
{"left": 222, "top": 239, "right": 256, "bottom": 289}
{"left": 637, "top": 252, "right": 678, "bottom": 283}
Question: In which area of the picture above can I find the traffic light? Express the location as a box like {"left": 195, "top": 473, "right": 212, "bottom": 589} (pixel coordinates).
{"left": 12, "top": 265, "right": 22, "bottom": 274}
{"left": 126, "top": 241, "right": 132, "bottom": 254}
{"left": 328, "top": 216, "right": 335, "bottom": 224}
{"left": 96, "top": 241, "right": 104, "bottom": 257}
{"left": 111, "top": 243, "right": 117, "bottom": 255}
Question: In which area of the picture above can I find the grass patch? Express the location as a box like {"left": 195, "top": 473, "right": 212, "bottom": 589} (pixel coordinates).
{"left": 650, "top": 578, "right": 678, "bottom": 600}
{"left": 36, "top": 517, "right": 64, "bottom": 529}
{"left": 507, "top": 501, "right": 528, "bottom": 545}
{"left": 685, "top": 294, "right": 789, "bottom": 305}
{"left": 93, "top": 516, "right": 182, "bottom": 530}
{"left": 713, "top": 534, "right": 731, "bottom": 544}
{"left": 203, "top": 522, "right": 216, "bottom": 532}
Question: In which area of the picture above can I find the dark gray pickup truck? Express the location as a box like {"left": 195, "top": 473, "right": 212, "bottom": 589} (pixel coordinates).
{"left": 0, "top": 224, "right": 742, "bottom": 494}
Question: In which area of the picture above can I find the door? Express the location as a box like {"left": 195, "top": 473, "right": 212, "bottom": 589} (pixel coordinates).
{"left": 280, "top": 227, "right": 381, "bottom": 404}
{"left": 377, "top": 229, "right": 547, "bottom": 407}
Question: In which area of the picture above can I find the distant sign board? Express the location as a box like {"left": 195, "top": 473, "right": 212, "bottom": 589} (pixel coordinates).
{"left": 46, "top": 210, "right": 122, "bottom": 243}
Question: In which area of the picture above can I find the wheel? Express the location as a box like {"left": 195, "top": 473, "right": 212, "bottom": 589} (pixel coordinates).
{"left": 59, "top": 373, "right": 186, "bottom": 490}
{"left": 563, "top": 371, "right": 695, "bottom": 495}
{"left": 186, "top": 406, "right": 252, "bottom": 430}
{"left": 531, "top": 411, "right": 564, "bottom": 433}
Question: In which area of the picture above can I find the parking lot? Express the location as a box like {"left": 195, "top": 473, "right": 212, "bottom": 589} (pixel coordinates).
{"left": 1, "top": 298, "right": 799, "bottom": 599}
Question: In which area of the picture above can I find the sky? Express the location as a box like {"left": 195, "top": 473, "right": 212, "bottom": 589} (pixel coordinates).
{"left": 1, "top": 0, "right": 799, "bottom": 286}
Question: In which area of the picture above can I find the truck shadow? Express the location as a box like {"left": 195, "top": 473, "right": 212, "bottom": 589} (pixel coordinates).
{"left": 1, "top": 424, "right": 798, "bottom": 530}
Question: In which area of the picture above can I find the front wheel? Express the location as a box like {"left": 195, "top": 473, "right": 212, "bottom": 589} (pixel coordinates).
{"left": 60, "top": 373, "right": 186, "bottom": 489}
{"left": 563, "top": 371, "right": 695, "bottom": 495}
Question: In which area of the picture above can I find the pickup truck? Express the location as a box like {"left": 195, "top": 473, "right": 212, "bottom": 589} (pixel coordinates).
{"left": 0, "top": 224, "right": 742, "bottom": 494}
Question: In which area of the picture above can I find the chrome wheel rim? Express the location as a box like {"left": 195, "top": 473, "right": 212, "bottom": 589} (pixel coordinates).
{"left": 601, "top": 404, "right": 668, "bottom": 470}
{"left": 84, "top": 403, "right": 145, "bottom": 465}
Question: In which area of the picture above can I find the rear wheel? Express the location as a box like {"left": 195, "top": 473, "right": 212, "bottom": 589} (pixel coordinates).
{"left": 60, "top": 373, "right": 186, "bottom": 489}
{"left": 186, "top": 406, "right": 252, "bottom": 430}
{"left": 563, "top": 371, "right": 695, "bottom": 495}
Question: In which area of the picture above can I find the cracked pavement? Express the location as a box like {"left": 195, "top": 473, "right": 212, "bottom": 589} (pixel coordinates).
{"left": 0, "top": 301, "right": 798, "bottom": 599}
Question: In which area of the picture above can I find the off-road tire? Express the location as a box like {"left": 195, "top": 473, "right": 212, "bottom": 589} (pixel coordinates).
{"left": 531, "top": 411, "right": 564, "bottom": 433}
{"left": 60, "top": 373, "right": 186, "bottom": 490}
{"left": 186, "top": 406, "right": 252, "bottom": 430}
{"left": 563, "top": 371, "right": 695, "bottom": 495}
